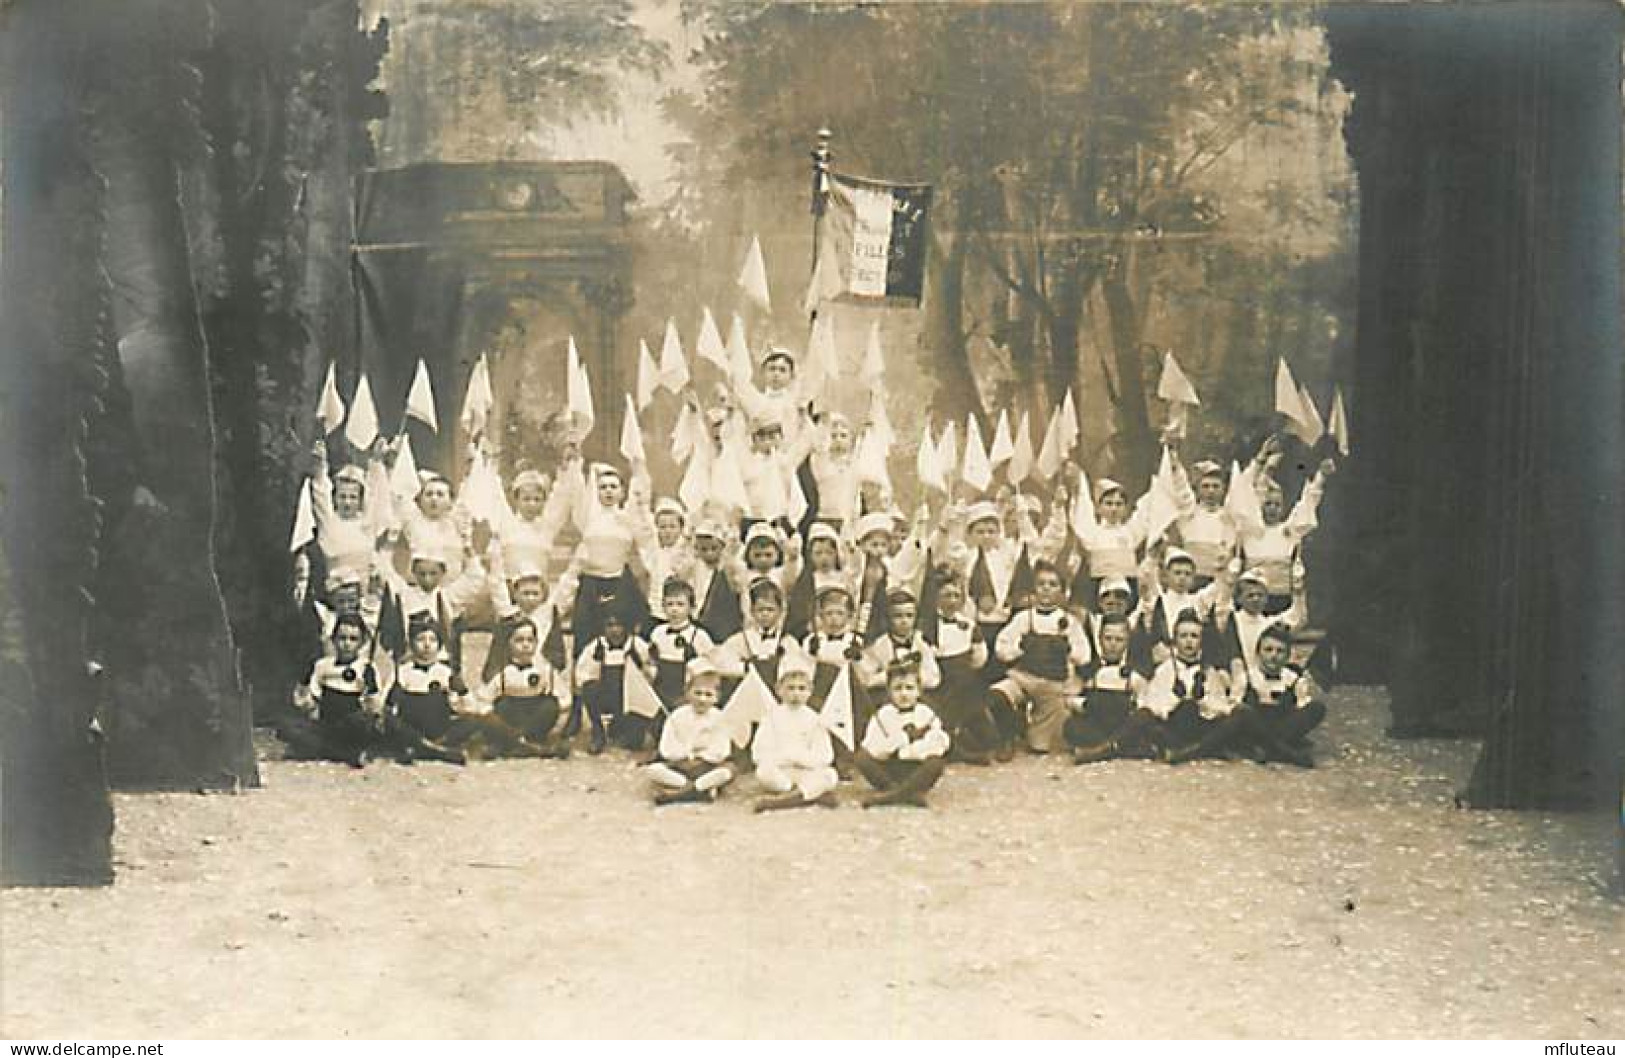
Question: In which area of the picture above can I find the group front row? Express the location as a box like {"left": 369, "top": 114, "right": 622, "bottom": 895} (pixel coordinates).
{"left": 288, "top": 554, "right": 1328, "bottom": 812}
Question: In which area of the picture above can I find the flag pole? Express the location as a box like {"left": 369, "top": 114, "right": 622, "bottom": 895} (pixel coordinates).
{"left": 810, "top": 127, "right": 832, "bottom": 284}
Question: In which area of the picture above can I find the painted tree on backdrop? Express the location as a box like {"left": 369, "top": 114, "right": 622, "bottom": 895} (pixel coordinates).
{"left": 668, "top": 2, "right": 1337, "bottom": 483}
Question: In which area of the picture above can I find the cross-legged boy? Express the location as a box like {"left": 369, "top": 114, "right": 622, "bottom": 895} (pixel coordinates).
{"left": 646, "top": 658, "right": 734, "bottom": 804}
{"left": 751, "top": 654, "right": 839, "bottom": 812}
{"left": 1229, "top": 622, "right": 1327, "bottom": 768}
{"left": 1065, "top": 614, "right": 1149, "bottom": 764}
{"left": 1141, "top": 611, "right": 1247, "bottom": 764}
{"left": 856, "top": 662, "right": 951, "bottom": 808}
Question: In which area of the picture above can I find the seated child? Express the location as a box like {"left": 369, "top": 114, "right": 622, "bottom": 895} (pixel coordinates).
{"left": 859, "top": 587, "right": 942, "bottom": 693}
{"left": 645, "top": 658, "right": 734, "bottom": 805}
{"left": 921, "top": 570, "right": 998, "bottom": 764}
{"left": 856, "top": 661, "right": 951, "bottom": 808}
{"left": 1140, "top": 611, "right": 1247, "bottom": 764}
{"left": 463, "top": 617, "right": 571, "bottom": 759}
{"left": 290, "top": 612, "right": 385, "bottom": 768}
{"left": 484, "top": 566, "right": 570, "bottom": 681}
{"left": 1065, "top": 614, "right": 1150, "bottom": 764}
{"left": 712, "top": 578, "right": 793, "bottom": 697}
{"left": 991, "top": 560, "right": 1094, "bottom": 755}
{"left": 574, "top": 598, "right": 654, "bottom": 754}
{"left": 381, "top": 617, "right": 467, "bottom": 765}
{"left": 646, "top": 577, "right": 717, "bottom": 709}
{"left": 1228, "top": 622, "right": 1327, "bottom": 768}
{"left": 750, "top": 654, "right": 839, "bottom": 813}
{"left": 688, "top": 519, "right": 743, "bottom": 643}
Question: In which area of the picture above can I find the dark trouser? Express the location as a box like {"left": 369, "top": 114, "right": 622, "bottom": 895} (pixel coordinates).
{"left": 284, "top": 693, "right": 376, "bottom": 764}
{"left": 581, "top": 670, "right": 648, "bottom": 749}
{"left": 1159, "top": 701, "right": 1250, "bottom": 761}
{"left": 855, "top": 752, "right": 946, "bottom": 799}
{"left": 452, "top": 695, "right": 562, "bottom": 754}
{"left": 1249, "top": 700, "right": 1327, "bottom": 753}
{"left": 1062, "top": 689, "right": 1136, "bottom": 751}
{"left": 936, "top": 659, "right": 998, "bottom": 757}
{"left": 987, "top": 687, "right": 1026, "bottom": 745}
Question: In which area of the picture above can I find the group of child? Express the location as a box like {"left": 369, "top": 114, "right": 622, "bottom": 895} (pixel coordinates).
{"left": 289, "top": 347, "right": 1337, "bottom": 811}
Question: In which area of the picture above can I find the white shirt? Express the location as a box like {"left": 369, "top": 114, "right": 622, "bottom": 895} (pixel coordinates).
{"left": 751, "top": 703, "right": 835, "bottom": 770}
{"left": 659, "top": 705, "right": 733, "bottom": 765}
{"left": 861, "top": 702, "right": 950, "bottom": 761}
{"left": 1142, "top": 656, "right": 1231, "bottom": 719}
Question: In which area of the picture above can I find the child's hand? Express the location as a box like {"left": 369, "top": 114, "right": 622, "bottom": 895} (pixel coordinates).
{"left": 470, "top": 519, "right": 493, "bottom": 555}
{"left": 1318, "top": 458, "right": 1337, "bottom": 478}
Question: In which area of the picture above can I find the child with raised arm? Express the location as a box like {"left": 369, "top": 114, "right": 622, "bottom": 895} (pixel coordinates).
{"left": 991, "top": 560, "right": 1094, "bottom": 755}
{"left": 488, "top": 466, "right": 576, "bottom": 613}
{"left": 1231, "top": 437, "right": 1336, "bottom": 615}
{"left": 646, "top": 658, "right": 734, "bottom": 805}
{"left": 751, "top": 653, "right": 839, "bottom": 813}
{"left": 1173, "top": 458, "right": 1237, "bottom": 587}
{"left": 856, "top": 662, "right": 951, "bottom": 808}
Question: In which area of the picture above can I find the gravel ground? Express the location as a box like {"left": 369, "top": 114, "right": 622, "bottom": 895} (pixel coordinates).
{"left": 2, "top": 686, "right": 1620, "bottom": 1039}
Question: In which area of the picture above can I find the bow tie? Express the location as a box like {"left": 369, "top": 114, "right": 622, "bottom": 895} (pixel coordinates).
{"left": 412, "top": 662, "right": 434, "bottom": 672}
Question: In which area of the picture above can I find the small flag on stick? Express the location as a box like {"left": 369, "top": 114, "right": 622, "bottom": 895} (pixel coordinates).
{"left": 636, "top": 340, "right": 659, "bottom": 411}
{"left": 738, "top": 234, "right": 772, "bottom": 314}
{"left": 290, "top": 477, "right": 316, "bottom": 552}
{"left": 657, "top": 318, "right": 689, "bottom": 394}
{"left": 406, "top": 359, "right": 438, "bottom": 432}
{"left": 1328, "top": 387, "right": 1351, "bottom": 457}
{"left": 344, "top": 374, "right": 380, "bottom": 452}
{"left": 962, "top": 415, "right": 993, "bottom": 493}
{"left": 695, "top": 307, "right": 728, "bottom": 372}
{"left": 619, "top": 393, "right": 646, "bottom": 464}
{"left": 317, "top": 363, "right": 346, "bottom": 435}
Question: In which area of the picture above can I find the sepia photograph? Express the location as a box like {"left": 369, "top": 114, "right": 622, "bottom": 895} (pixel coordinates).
{"left": 0, "top": 0, "right": 1622, "bottom": 1043}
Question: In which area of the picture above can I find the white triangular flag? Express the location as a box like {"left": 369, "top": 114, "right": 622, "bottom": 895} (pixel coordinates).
{"left": 726, "top": 313, "right": 752, "bottom": 385}
{"left": 619, "top": 393, "right": 646, "bottom": 464}
{"left": 1274, "top": 358, "right": 1312, "bottom": 436}
{"left": 916, "top": 421, "right": 944, "bottom": 494}
{"left": 678, "top": 440, "right": 711, "bottom": 514}
{"left": 936, "top": 420, "right": 958, "bottom": 484}
{"left": 1225, "top": 459, "right": 1263, "bottom": 531}
{"left": 1297, "top": 384, "right": 1326, "bottom": 448}
{"left": 867, "top": 389, "right": 895, "bottom": 450}
{"left": 819, "top": 665, "right": 856, "bottom": 752}
{"left": 804, "top": 311, "right": 838, "bottom": 402}
{"left": 710, "top": 435, "right": 751, "bottom": 515}
{"left": 623, "top": 662, "right": 666, "bottom": 719}
{"left": 723, "top": 665, "right": 776, "bottom": 747}
{"left": 317, "top": 362, "right": 346, "bottom": 435}
{"left": 567, "top": 336, "right": 595, "bottom": 440}
{"left": 1058, "top": 389, "right": 1079, "bottom": 454}
{"left": 738, "top": 234, "right": 772, "bottom": 314}
{"left": 1009, "top": 410, "right": 1035, "bottom": 485}
{"left": 1328, "top": 387, "right": 1351, "bottom": 457}
{"left": 861, "top": 319, "right": 885, "bottom": 386}
{"left": 458, "top": 446, "right": 507, "bottom": 526}
{"left": 657, "top": 318, "right": 689, "bottom": 394}
{"left": 460, "top": 354, "right": 494, "bottom": 439}
{"left": 389, "top": 433, "right": 420, "bottom": 509}
{"left": 1157, "top": 351, "right": 1201, "bottom": 407}
{"left": 1035, "top": 407, "right": 1064, "bottom": 481}
{"left": 636, "top": 340, "right": 659, "bottom": 411}
{"left": 290, "top": 477, "right": 316, "bottom": 552}
{"left": 695, "top": 307, "right": 728, "bottom": 371}
{"left": 344, "top": 374, "right": 380, "bottom": 452}
{"left": 406, "top": 358, "right": 438, "bottom": 431}
{"left": 671, "top": 401, "right": 702, "bottom": 466}
{"left": 989, "top": 409, "right": 1015, "bottom": 467}
{"left": 1143, "top": 446, "right": 1181, "bottom": 544}
{"left": 854, "top": 428, "right": 891, "bottom": 492}
{"left": 788, "top": 466, "right": 809, "bottom": 526}
{"left": 962, "top": 415, "right": 993, "bottom": 493}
